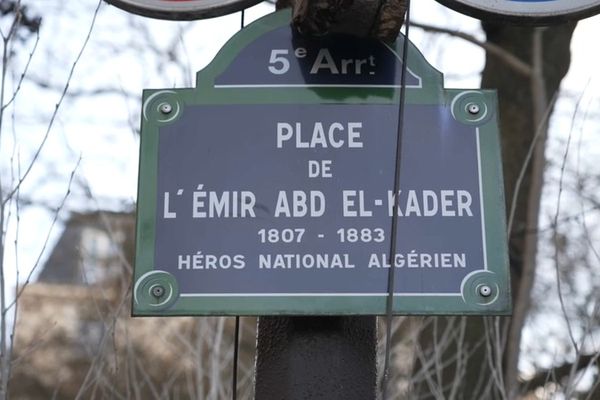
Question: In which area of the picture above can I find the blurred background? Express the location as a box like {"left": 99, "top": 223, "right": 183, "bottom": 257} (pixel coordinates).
{"left": 0, "top": 0, "right": 599, "bottom": 398}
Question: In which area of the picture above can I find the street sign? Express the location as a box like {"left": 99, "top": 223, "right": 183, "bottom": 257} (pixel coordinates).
{"left": 435, "top": 0, "right": 600, "bottom": 22}
{"left": 133, "top": 10, "right": 511, "bottom": 316}
{"left": 104, "top": 0, "right": 263, "bottom": 20}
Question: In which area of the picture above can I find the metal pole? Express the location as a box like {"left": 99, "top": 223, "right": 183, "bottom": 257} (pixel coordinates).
{"left": 254, "top": 316, "right": 377, "bottom": 399}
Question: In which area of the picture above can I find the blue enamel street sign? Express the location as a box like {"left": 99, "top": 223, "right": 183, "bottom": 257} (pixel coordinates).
{"left": 133, "top": 10, "right": 511, "bottom": 316}
{"left": 435, "top": 0, "right": 600, "bottom": 22}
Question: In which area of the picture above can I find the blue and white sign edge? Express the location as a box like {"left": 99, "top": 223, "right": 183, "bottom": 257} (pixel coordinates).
{"left": 435, "top": 0, "right": 600, "bottom": 21}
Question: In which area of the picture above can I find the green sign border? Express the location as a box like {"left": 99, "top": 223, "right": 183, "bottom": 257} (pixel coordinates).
{"left": 133, "top": 10, "right": 511, "bottom": 316}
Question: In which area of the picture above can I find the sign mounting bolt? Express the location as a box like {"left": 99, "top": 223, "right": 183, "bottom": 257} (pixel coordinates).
{"left": 467, "top": 103, "right": 480, "bottom": 115}
{"left": 479, "top": 285, "right": 492, "bottom": 298}
{"left": 159, "top": 103, "right": 172, "bottom": 115}
{"left": 151, "top": 285, "right": 165, "bottom": 298}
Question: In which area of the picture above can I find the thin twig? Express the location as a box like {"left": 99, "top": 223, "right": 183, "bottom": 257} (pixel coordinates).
{"left": 1, "top": 30, "right": 40, "bottom": 111}
{"left": 5, "top": 157, "right": 81, "bottom": 312}
{"left": 551, "top": 81, "right": 588, "bottom": 357}
{"left": 506, "top": 90, "right": 558, "bottom": 236}
{"left": 1, "top": 0, "right": 103, "bottom": 206}
{"left": 0, "top": 3, "right": 25, "bottom": 397}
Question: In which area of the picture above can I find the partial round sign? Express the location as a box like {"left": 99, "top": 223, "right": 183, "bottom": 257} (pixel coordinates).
{"left": 104, "top": 0, "right": 265, "bottom": 20}
{"left": 435, "top": 0, "right": 600, "bottom": 22}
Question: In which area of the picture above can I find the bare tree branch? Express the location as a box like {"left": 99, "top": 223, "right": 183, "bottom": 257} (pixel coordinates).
{"left": 520, "top": 353, "right": 599, "bottom": 393}
{"left": 5, "top": 157, "right": 81, "bottom": 312}
{"left": 410, "top": 21, "right": 532, "bottom": 77}
{"left": 1, "top": 0, "right": 103, "bottom": 206}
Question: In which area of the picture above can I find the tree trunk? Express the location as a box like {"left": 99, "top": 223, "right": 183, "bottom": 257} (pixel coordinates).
{"left": 412, "top": 22, "right": 576, "bottom": 400}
